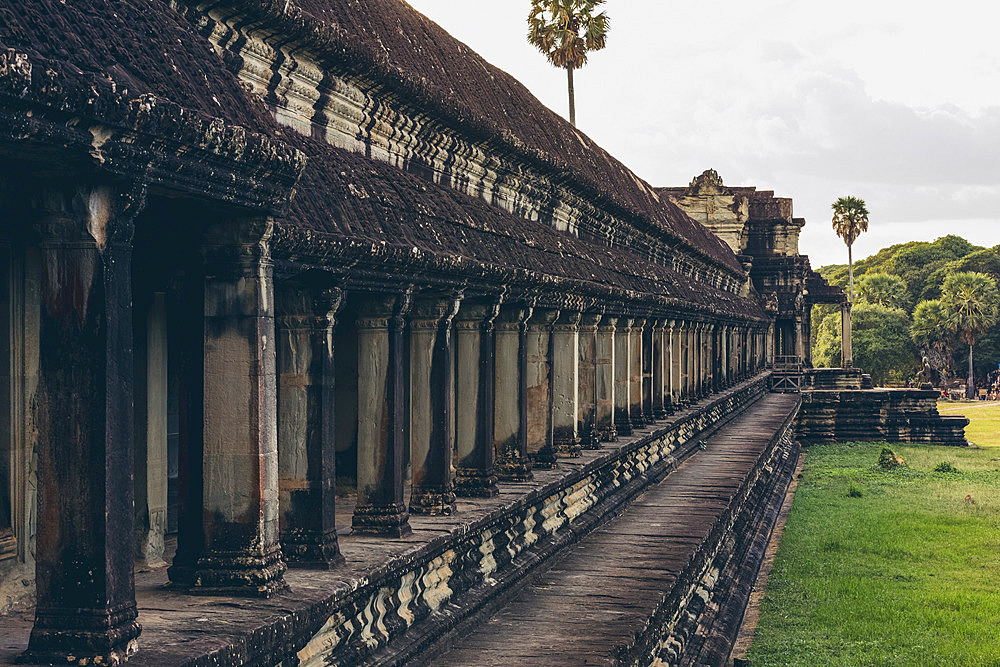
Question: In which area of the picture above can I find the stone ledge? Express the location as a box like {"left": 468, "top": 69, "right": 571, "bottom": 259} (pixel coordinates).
{"left": 630, "top": 398, "right": 800, "bottom": 665}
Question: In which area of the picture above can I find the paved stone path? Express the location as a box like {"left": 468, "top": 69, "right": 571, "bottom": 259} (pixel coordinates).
{"left": 436, "top": 393, "right": 800, "bottom": 665}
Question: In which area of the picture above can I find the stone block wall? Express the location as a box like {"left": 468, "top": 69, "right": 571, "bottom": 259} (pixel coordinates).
{"left": 797, "top": 389, "right": 968, "bottom": 446}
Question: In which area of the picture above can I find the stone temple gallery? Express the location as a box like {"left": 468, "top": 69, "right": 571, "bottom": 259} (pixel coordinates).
{"left": 0, "top": 1, "right": 968, "bottom": 664}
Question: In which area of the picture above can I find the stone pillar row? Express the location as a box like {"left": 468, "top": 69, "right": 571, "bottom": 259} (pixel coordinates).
{"left": 22, "top": 185, "right": 771, "bottom": 664}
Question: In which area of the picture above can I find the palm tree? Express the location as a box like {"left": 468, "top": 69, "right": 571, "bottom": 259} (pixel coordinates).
{"left": 910, "top": 299, "right": 954, "bottom": 387}
{"left": 858, "top": 272, "right": 909, "bottom": 310}
{"left": 940, "top": 272, "right": 1000, "bottom": 398}
{"left": 831, "top": 196, "right": 870, "bottom": 303}
{"left": 527, "top": 0, "right": 609, "bottom": 127}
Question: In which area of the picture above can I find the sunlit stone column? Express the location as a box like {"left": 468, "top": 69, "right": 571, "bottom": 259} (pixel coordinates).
{"left": 195, "top": 216, "right": 286, "bottom": 596}
{"left": 409, "top": 294, "right": 460, "bottom": 514}
{"left": 494, "top": 304, "right": 533, "bottom": 481}
{"left": 614, "top": 317, "right": 633, "bottom": 436}
{"left": 353, "top": 292, "right": 411, "bottom": 537}
{"left": 578, "top": 311, "right": 602, "bottom": 449}
{"left": 551, "top": 309, "right": 582, "bottom": 457}
{"left": 652, "top": 319, "right": 667, "bottom": 419}
{"left": 276, "top": 286, "right": 345, "bottom": 568}
{"left": 666, "top": 319, "right": 678, "bottom": 411}
{"left": 596, "top": 316, "right": 617, "bottom": 441}
{"left": 841, "top": 301, "right": 853, "bottom": 368}
{"left": 455, "top": 301, "right": 500, "bottom": 497}
{"left": 527, "top": 308, "right": 559, "bottom": 468}
{"left": 629, "top": 317, "right": 646, "bottom": 429}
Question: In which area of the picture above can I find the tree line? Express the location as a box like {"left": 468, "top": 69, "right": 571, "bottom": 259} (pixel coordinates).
{"left": 812, "top": 235, "right": 1000, "bottom": 395}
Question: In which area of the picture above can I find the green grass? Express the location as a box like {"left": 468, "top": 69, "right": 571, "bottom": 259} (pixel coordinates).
{"left": 747, "top": 441, "right": 1000, "bottom": 666}
{"left": 938, "top": 401, "right": 1000, "bottom": 447}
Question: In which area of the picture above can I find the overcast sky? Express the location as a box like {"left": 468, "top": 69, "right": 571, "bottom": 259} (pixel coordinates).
{"left": 405, "top": 0, "right": 998, "bottom": 268}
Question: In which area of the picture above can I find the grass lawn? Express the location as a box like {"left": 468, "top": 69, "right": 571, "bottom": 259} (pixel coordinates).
{"left": 938, "top": 400, "right": 1000, "bottom": 447}
{"left": 747, "top": 441, "right": 1000, "bottom": 666}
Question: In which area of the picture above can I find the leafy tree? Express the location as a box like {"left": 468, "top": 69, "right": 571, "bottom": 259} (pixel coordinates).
{"left": 924, "top": 245, "right": 1000, "bottom": 301}
{"left": 527, "top": 0, "right": 609, "bottom": 127}
{"left": 831, "top": 196, "right": 869, "bottom": 303}
{"left": 910, "top": 299, "right": 955, "bottom": 387}
{"left": 941, "top": 272, "right": 1000, "bottom": 398}
{"left": 818, "top": 235, "right": 981, "bottom": 305}
{"left": 858, "top": 272, "right": 909, "bottom": 310}
{"left": 814, "top": 303, "right": 917, "bottom": 385}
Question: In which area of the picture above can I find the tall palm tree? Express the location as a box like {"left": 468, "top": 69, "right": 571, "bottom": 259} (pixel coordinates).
{"left": 527, "top": 0, "right": 609, "bottom": 127}
{"left": 941, "top": 271, "right": 1000, "bottom": 398}
{"left": 831, "top": 196, "right": 870, "bottom": 303}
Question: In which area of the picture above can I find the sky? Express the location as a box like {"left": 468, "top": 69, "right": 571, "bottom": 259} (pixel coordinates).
{"left": 404, "top": 0, "right": 999, "bottom": 268}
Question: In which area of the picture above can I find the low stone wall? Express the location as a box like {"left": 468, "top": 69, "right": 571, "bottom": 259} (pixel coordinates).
{"left": 797, "top": 389, "right": 968, "bottom": 445}
{"left": 802, "top": 368, "right": 863, "bottom": 390}
{"left": 172, "top": 375, "right": 768, "bottom": 666}
{"left": 618, "top": 398, "right": 800, "bottom": 666}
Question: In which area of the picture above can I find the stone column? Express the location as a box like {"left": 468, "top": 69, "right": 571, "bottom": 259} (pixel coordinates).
{"left": 353, "top": 292, "right": 412, "bottom": 537}
{"left": 276, "top": 287, "right": 345, "bottom": 568}
{"left": 687, "top": 322, "right": 697, "bottom": 399}
{"left": 614, "top": 318, "right": 633, "bottom": 436}
{"left": 721, "top": 325, "right": 728, "bottom": 386}
{"left": 596, "top": 316, "right": 617, "bottom": 441}
{"left": 693, "top": 323, "right": 703, "bottom": 397}
{"left": 408, "top": 295, "right": 460, "bottom": 514}
{"left": 675, "top": 321, "right": 686, "bottom": 404}
{"left": 193, "top": 217, "right": 285, "bottom": 596}
{"left": 630, "top": 318, "right": 646, "bottom": 429}
{"left": 526, "top": 309, "right": 558, "bottom": 468}
{"left": 24, "top": 186, "right": 142, "bottom": 663}
{"left": 494, "top": 305, "right": 533, "bottom": 481}
{"left": 666, "top": 320, "right": 677, "bottom": 412}
{"left": 166, "top": 260, "right": 205, "bottom": 589}
{"left": 577, "top": 312, "right": 601, "bottom": 449}
{"left": 708, "top": 325, "right": 715, "bottom": 391}
{"left": 841, "top": 301, "right": 853, "bottom": 368}
{"left": 551, "top": 310, "right": 581, "bottom": 457}
{"left": 767, "top": 322, "right": 775, "bottom": 367}
{"left": 652, "top": 319, "right": 667, "bottom": 419}
{"left": 134, "top": 291, "right": 168, "bottom": 568}
{"left": 455, "top": 301, "right": 501, "bottom": 496}
{"left": 707, "top": 323, "right": 716, "bottom": 393}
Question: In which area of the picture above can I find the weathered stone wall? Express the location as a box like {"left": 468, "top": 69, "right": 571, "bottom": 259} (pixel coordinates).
{"left": 797, "top": 389, "right": 969, "bottom": 445}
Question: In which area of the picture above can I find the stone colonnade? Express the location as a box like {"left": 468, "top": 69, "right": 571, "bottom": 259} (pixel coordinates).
{"left": 6, "top": 196, "right": 770, "bottom": 661}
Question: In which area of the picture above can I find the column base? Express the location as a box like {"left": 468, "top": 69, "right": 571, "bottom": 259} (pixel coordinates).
{"left": 352, "top": 502, "right": 412, "bottom": 537}
{"left": 281, "top": 530, "right": 346, "bottom": 570}
{"left": 455, "top": 469, "right": 500, "bottom": 498}
{"left": 529, "top": 446, "right": 558, "bottom": 469}
{"left": 600, "top": 424, "right": 618, "bottom": 443}
{"left": 20, "top": 603, "right": 141, "bottom": 666}
{"left": 615, "top": 414, "right": 633, "bottom": 437}
{"left": 409, "top": 485, "right": 458, "bottom": 515}
{"left": 495, "top": 458, "right": 534, "bottom": 482}
{"left": 190, "top": 545, "right": 288, "bottom": 598}
{"left": 583, "top": 425, "right": 602, "bottom": 450}
{"left": 554, "top": 437, "right": 582, "bottom": 457}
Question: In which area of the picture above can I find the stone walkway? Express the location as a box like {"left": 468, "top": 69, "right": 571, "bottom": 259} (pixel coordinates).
{"left": 435, "top": 393, "right": 800, "bottom": 666}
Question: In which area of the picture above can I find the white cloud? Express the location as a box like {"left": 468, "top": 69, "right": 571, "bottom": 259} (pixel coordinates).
{"left": 406, "top": 0, "right": 999, "bottom": 269}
